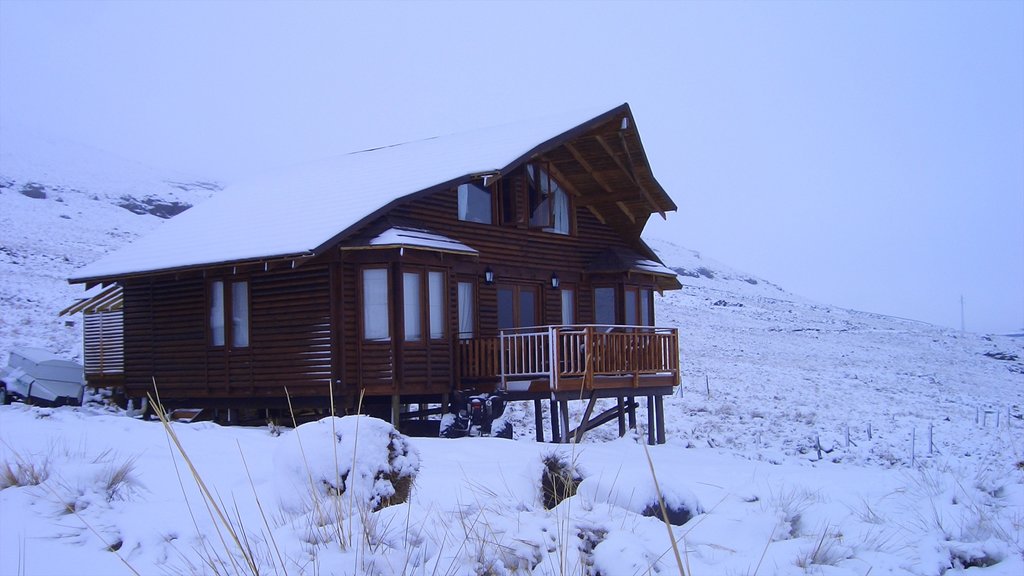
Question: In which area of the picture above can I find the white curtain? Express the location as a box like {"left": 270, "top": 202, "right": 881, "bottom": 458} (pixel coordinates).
{"left": 457, "top": 281, "right": 474, "bottom": 338}
{"left": 552, "top": 188, "right": 570, "bottom": 234}
{"left": 561, "top": 288, "right": 575, "bottom": 325}
{"left": 429, "top": 271, "right": 444, "bottom": 339}
{"left": 231, "top": 281, "right": 249, "bottom": 347}
{"left": 363, "top": 269, "right": 390, "bottom": 340}
{"left": 209, "top": 281, "right": 225, "bottom": 346}
{"left": 403, "top": 272, "right": 421, "bottom": 341}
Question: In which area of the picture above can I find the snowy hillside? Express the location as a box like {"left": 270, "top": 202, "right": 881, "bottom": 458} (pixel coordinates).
{"left": 1, "top": 142, "right": 1024, "bottom": 574}
{"left": 0, "top": 122, "right": 219, "bottom": 358}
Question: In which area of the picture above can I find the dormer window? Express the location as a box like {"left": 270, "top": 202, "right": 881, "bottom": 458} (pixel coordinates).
{"left": 457, "top": 182, "right": 492, "bottom": 224}
{"left": 527, "top": 163, "right": 570, "bottom": 235}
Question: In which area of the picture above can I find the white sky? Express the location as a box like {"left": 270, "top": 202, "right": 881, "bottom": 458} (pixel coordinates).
{"left": 1, "top": 0, "right": 1022, "bottom": 334}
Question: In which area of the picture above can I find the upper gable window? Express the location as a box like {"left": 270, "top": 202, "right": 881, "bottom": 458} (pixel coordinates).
{"left": 457, "top": 182, "right": 492, "bottom": 224}
{"left": 527, "top": 164, "right": 570, "bottom": 235}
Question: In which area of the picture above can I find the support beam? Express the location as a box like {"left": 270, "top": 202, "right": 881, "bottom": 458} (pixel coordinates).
{"left": 595, "top": 134, "right": 666, "bottom": 219}
{"left": 573, "top": 392, "right": 599, "bottom": 443}
{"left": 586, "top": 205, "right": 607, "bottom": 225}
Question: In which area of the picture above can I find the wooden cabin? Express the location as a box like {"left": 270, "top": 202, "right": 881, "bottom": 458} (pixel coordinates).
{"left": 68, "top": 103, "right": 682, "bottom": 443}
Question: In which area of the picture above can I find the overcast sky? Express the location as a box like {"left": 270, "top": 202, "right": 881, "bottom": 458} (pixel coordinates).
{"left": 2, "top": 0, "right": 1022, "bottom": 334}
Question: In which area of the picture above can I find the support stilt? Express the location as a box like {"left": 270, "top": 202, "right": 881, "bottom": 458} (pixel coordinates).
{"left": 390, "top": 394, "right": 400, "bottom": 427}
{"left": 574, "top": 392, "right": 598, "bottom": 443}
{"left": 550, "top": 397, "right": 561, "bottom": 443}
{"left": 559, "top": 400, "right": 571, "bottom": 444}
{"left": 617, "top": 397, "right": 626, "bottom": 437}
{"left": 655, "top": 395, "right": 666, "bottom": 444}
{"left": 534, "top": 398, "right": 545, "bottom": 442}
{"left": 646, "top": 396, "right": 656, "bottom": 445}
{"left": 627, "top": 395, "right": 637, "bottom": 430}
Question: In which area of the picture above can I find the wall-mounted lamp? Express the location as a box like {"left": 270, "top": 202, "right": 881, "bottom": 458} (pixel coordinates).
{"left": 484, "top": 267, "right": 495, "bottom": 285}
{"left": 550, "top": 273, "right": 560, "bottom": 290}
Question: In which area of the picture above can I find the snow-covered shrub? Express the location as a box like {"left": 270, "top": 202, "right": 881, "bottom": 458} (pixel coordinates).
{"left": 274, "top": 415, "right": 420, "bottom": 513}
{"left": 540, "top": 451, "right": 583, "bottom": 510}
{"left": 577, "top": 465, "right": 703, "bottom": 526}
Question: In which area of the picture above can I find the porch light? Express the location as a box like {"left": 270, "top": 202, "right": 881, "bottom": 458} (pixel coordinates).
{"left": 484, "top": 267, "right": 495, "bottom": 285}
{"left": 550, "top": 273, "right": 560, "bottom": 290}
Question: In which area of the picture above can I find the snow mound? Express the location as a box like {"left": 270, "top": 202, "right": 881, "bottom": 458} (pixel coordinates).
{"left": 577, "top": 443, "right": 704, "bottom": 526}
{"left": 273, "top": 415, "right": 419, "bottom": 513}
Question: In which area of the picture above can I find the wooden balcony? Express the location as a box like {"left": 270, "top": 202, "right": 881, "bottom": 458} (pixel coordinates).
{"left": 457, "top": 325, "right": 680, "bottom": 393}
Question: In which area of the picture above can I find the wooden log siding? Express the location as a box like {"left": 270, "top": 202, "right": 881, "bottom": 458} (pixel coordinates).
{"left": 122, "top": 266, "right": 333, "bottom": 400}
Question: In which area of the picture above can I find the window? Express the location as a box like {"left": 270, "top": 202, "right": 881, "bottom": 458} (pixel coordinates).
{"left": 458, "top": 182, "right": 492, "bottom": 224}
{"left": 625, "top": 287, "right": 639, "bottom": 326}
{"left": 526, "top": 163, "right": 571, "bottom": 234}
{"left": 497, "top": 284, "right": 540, "bottom": 330}
{"left": 594, "top": 287, "right": 617, "bottom": 325}
{"left": 457, "top": 281, "right": 475, "bottom": 338}
{"left": 402, "top": 269, "right": 446, "bottom": 342}
{"left": 362, "top": 268, "right": 390, "bottom": 341}
{"left": 209, "top": 280, "right": 249, "bottom": 347}
{"left": 561, "top": 287, "right": 576, "bottom": 325}
{"left": 640, "top": 289, "right": 653, "bottom": 326}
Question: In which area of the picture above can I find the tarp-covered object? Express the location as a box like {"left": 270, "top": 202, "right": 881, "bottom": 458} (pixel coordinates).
{"left": 0, "top": 348, "right": 84, "bottom": 406}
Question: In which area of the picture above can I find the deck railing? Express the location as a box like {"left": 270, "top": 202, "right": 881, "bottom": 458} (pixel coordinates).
{"left": 457, "top": 325, "right": 679, "bottom": 391}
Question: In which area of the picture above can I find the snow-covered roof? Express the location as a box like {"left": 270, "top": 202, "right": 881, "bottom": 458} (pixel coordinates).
{"left": 354, "top": 227, "right": 477, "bottom": 256}
{"left": 70, "top": 103, "right": 630, "bottom": 283}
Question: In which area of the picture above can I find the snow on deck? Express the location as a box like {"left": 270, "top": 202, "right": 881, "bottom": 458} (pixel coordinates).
{"left": 70, "top": 104, "right": 625, "bottom": 282}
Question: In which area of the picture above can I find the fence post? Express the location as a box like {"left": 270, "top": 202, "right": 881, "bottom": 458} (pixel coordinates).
{"left": 911, "top": 428, "right": 916, "bottom": 467}
{"left": 928, "top": 423, "right": 933, "bottom": 455}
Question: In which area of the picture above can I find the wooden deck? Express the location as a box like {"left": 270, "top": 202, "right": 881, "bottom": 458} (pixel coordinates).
{"left": 457, "top": 325, "right": 680, "bottom": 392}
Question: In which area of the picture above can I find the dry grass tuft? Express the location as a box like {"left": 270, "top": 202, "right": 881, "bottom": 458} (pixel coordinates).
{"left": 0, "top": 457, "right": 50, "bottom": 489}
{"left": 540, "top": 452, "right": 583, "bottom": 510}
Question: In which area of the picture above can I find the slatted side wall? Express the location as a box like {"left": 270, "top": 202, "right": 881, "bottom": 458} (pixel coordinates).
{"left": 83, "top": 310, "right": 124, "bottom": 374}
{"left": 122, "top": 266, "right": 333, "bottom": 401}
{"left": 250, "top": 266, "right": 332, "bottom": 397}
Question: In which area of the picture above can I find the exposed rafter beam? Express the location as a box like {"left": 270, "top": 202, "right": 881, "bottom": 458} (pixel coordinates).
{"left": 595, "top": 134, "right": 665, "bottom": 220}
{"left": 587, "top": 205, "right": 607, "bottom": 225}
{"left": 542, "top": 160, "right": 582, "bottom": 197}
{"left": 615, "top": 201, "right": 636, "bottom": 224}
{"left": 565, "top": 142, "right": 620, "bottom": 198}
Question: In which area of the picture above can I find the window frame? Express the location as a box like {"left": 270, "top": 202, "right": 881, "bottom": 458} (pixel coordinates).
{"left": 560, "top": 284, "right": 577, "bottom": 326}
{"left": 457, "top": 279, "right": 477, "bottom": 339}
{"left": 525, "top": 162, "right": 573, "bottom": 235}
{"left": 593, "top": 285, "right": 618, "bottom": 326}
{"left": 497, "top": 283, "right": 541, "bottom": 330}
{"left": 457, "top": 181, "right": 495, "bottom": 225}
{"left": 208, "top": 278, "right": 250, "bottom": 349}
{"left": 361, "top": 266, "right": 392, "bottom": 342}
{"left": 399, "top": 266, "right": 448, "bottom": 344}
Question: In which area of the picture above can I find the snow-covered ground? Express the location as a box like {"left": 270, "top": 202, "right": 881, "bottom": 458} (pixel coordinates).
{"left": 1, "top": 133, "right": 1023, "bottom": 574}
